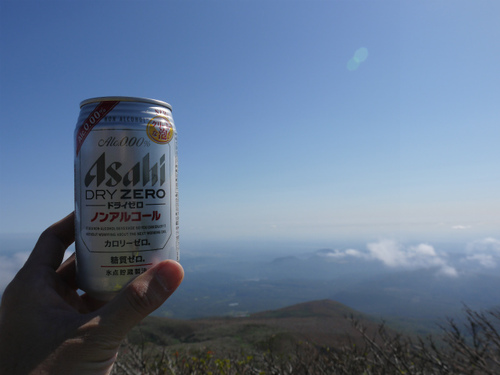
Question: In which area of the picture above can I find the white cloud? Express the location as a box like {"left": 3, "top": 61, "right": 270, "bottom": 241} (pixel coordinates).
{"left": 465, "top": 254, "right": 496, "bottom": 269}
{"left": 452, "top": 225, "right": 471, "bottom": 230}
{"left": 438, "top": 265, "right": 459, "bottom": 277}
{"left": 366, "top": 239, "right": 457, "bottom": 277}
{"left": 463, "top": 237, "right": 500, "bottom": 269}
{"left": 319, "top": 248, "right": 367, "bottom": 260}
{"left": 366, "top": 240, "right": 408, "bottom": 267}
{"left": 345, "top": 249, "right": 364, "bottom": 258}
{"left": 467, "top": 237, "right": 500, "bottom": 254}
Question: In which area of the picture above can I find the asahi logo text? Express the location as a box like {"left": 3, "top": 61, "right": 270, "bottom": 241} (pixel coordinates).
{"left": 85, "top": 152, "right": 166, "bottom": 188}
{"left": 98, "top": 136, "right": 150, "bottom": 148}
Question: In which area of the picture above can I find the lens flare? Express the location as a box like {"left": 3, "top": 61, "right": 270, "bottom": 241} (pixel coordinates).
{"left": 354, "top": 47, "right": 369, "bottom": 63}
{"left": 347, "top": 47, "right": 369, "bottom": 71}
{"left": 347, "top": 58, "right": 360, "bottom": 71}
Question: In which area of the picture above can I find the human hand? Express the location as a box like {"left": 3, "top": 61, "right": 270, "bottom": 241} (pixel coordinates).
{"left": 0, "top": 212, "right": 184, "bottom": 375}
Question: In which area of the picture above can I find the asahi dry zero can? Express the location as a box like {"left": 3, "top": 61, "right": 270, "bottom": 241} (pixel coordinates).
{"left": 74, "top": 97, "right": 179, "bottom": 300}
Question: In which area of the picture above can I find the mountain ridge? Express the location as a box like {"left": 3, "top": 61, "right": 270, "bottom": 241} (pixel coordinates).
{"left": 131, "top": 299, "right": 384, "bottom": 351}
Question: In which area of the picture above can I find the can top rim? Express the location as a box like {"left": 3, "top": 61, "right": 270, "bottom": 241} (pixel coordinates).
{"left": 80, "top": 96, "right": 172, "bottom": 110}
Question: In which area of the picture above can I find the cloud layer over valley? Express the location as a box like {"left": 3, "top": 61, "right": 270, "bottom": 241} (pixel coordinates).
{"left": 317, "top": 237, "right": 500, "bottom": 278}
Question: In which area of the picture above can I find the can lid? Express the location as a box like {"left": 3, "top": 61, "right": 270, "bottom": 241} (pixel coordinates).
{"left": 80, "top": 96, "right": 172, "bottom": 110}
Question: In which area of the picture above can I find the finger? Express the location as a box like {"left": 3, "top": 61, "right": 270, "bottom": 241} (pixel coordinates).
{"left": 80, "top": 293, "right": 108, "bottom": 312}
{"left": 25, "top": 212, "right": 75, "bottom": 270}
{"left": 99, "top": 260, "right": 184, "bottom": 337}
{"left": 57, "top": 253, "right": 77, "bottom": 289}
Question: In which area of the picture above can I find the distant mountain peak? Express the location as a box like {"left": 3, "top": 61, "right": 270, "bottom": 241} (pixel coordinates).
{"left": 316, "top": 248, "right": 336, "bottom": 255}
{"left": 271, "top": 255, "right": 300, "bottom": 264}
{"left": 251, "top": 299, "right": 364, "bottom": 319}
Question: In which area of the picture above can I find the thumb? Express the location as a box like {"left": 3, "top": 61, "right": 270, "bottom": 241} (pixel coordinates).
{"left": 99, "top": 260, "right": 184, "bottom": 337}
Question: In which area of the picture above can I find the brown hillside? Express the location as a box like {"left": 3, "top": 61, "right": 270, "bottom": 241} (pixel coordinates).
{"left": 249, "top": 299, "right": 379, "bottom": 347}
{"left": 131, "top": 299, "right": 384, "bottom": 352}
{"left": 252, "top": 299, "right": 363, "bottom": 318}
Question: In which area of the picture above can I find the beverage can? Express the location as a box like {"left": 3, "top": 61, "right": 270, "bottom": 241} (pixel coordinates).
{"left": 74, "top": 96, "right": 179, "bottom": 300}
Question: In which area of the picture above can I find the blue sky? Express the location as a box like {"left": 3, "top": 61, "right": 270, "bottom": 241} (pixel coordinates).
{"left": 1, "top": 0, "right": 499, "bottom": 257}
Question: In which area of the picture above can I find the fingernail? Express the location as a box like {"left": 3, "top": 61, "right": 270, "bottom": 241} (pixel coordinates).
{"left": 154, "top": 261, "right": 183, "bottom": 293}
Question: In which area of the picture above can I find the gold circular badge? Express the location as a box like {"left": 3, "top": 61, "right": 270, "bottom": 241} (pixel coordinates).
{"left": 146, "top": 116, "right": 174, "bottom": 144}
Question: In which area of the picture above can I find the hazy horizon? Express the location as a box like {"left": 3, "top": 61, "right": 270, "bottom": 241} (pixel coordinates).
{"left": 1, "top": 1, "right": 499, "bottom": 316}
{"left": 2, "top": 231, "right": 500, "bottom": 295}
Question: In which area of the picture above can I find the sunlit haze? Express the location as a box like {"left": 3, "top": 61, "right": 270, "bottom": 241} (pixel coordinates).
{"left": 1, "top": 1, "right": 499, "bottom": 294}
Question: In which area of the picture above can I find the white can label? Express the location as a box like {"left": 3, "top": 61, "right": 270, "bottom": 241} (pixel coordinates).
{"left": 76, "top": 114, "right": 175, "bottom": 254}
